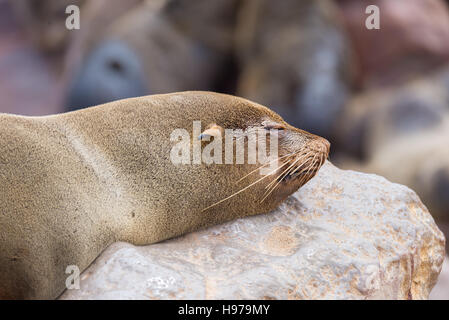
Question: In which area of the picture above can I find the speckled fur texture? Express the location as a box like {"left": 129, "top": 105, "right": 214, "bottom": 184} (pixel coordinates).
{"left": 0, "top": 91, "right": 329, "bottom": 299}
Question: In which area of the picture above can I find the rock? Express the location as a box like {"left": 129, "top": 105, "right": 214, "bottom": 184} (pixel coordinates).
{"left": 360, "top": 121, "right": 449, "bottom": 223}
{"left": 335, "top": 68, "right": 449, "bottom": 222}
{"left": 336, "top": 67, "right": 449, "bottom": 160}
{"left": 430, "top": 255, "right": 449, "bottom": 299}
{"left": 60, "top": 162, "right": 445, "bottom": 300}
{"left": 336, "top": 0, "right": 449, "bottom": 88}
{"left": 438, "top": 224, "right": 449, "bottom": 255}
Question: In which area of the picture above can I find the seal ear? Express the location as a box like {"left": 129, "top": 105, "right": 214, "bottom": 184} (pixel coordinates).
{"left": 198, "top": 124, "right": 224, "bottom": 141}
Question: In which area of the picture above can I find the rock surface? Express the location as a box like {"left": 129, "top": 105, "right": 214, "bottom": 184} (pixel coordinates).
{"left": 335, "top": 67, "right": 449, "bottom": 222}
{"left": 360, "top": 120, "right": 449, "bottom": 223}
{"left": 60, "top": 162, "right": 445, "bottom": 300}
{"left": 430, "top": 255, "right": 449, "bottom": 299}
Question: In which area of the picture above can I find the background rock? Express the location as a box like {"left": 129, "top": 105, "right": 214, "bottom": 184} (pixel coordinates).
{"left": 360, "top": 121, "right": 449, "bottom": 224}
{"left": 0, "top": 0, "right": 60, "bottom": 116}
{"left": 335, "top": 68, "right": 449, "bottom": 223}
{"left": 9, "top": 0, "right": 86, "bottom": 55}
{"left": 60, "top": 162, "right": 445, "bottom": 300}
{"left": 335, "top": 67, "right": 449, "bottom": 158}
{"left": 236, "top": 0, "right": 352, "bottom": 140}
{"left": 336, "top": 0, "right": 449, "bottom": 88}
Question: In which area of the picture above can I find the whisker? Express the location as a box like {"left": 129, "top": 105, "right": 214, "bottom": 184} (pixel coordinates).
{"left": 292, "top": 156, "right": 315, "bottom": 188}
{"left": 260, "top": 150, "right": 318, "bottom": 203}
{"left": 298, "top": 153, "right": 319, "bottom": 186}
{"left": 202, "top": 160, "right": 290, "bottom": 212}
{"left": 260, "top": 152, "right": 315, "bottom": 203}
{"left": 236, "top": 152, "right": 296, "bottom": 184}
{"left": 262, "top": 155, "right": 304, "bottom": 198}
{"left": 290, "top": 151, "right": 317, "bottom": 177}
{"left": 264, "top": 150, "right": 312, "bottom": 190}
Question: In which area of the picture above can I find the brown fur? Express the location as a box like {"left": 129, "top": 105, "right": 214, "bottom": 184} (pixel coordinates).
{"left": 0, "top": 91, "right": 329, "bottom": 299}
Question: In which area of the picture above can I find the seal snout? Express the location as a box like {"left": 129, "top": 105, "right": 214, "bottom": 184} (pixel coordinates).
{"left": 309, "top": 136, "right": 331, "bottom": 158}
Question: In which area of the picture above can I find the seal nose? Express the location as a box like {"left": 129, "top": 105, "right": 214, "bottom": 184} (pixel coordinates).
{"left": 309, "top": 137, "right": 330, "bottom": 156}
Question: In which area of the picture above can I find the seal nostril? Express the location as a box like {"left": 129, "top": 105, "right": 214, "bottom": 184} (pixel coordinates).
{"left": 108, "top": 59, "right": 124, "bottom": 73}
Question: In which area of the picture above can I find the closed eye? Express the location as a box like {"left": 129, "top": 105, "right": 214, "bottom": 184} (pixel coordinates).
{"left": 264, "top": 124, "right": 285, "bottom": 131}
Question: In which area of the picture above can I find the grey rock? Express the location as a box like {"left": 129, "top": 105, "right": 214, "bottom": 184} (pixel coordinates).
{"left": 60, "top": 162, "right": 445, "bottom": 300}
{"left": 430, "top": 255, "right": 449, "bottom": 300}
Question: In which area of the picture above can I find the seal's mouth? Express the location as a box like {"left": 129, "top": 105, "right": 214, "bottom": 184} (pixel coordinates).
{"left": 275, "top": 143, "right": 328, "bottom": 186}
{"left": 275, "top": 135, "right": 330, "bottom": 187}
{"left": 202, "top": 134, "right": 330, "bottom": 211}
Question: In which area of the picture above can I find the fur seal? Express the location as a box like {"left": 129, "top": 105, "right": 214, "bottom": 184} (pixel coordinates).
{"left": 63, "top": 0, "right": 237, "bottom": 111}
{"left": 63, "top": 0, "right": 350, "bottom": 142}
{"left": 0, "top": 91, "right": 329, "bottom": 299}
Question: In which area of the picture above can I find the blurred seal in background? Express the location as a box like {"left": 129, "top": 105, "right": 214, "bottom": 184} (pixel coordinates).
{"left": 0, "top": 91, "right": 330, "bottom": 299}
{"left": 61, "top": 0, "right": 352, "bottom": 142}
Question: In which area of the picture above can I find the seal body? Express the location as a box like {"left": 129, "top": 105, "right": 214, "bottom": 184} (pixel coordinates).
{"left": 0, "top": 91, "right": 329, "bottom": 299}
